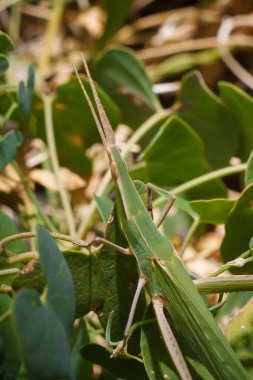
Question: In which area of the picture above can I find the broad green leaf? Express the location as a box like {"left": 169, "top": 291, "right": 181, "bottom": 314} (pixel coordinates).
{"left": 32, "top": 77, "right": 120, "bottom": 174}
{"left": 98, "top": 0, "right": 135, "bottom": 46}
{"left": 221, "top": 184, "right": 253, "bottom": 271}
{"left": 219, "top": 82, "right": 253, "bottom": 161}
{"left": 13, "top": 289, "right": 74, "bottom": 380}
{"left": 134, "top": 115, "right": 226, "bottom": 199}
{"left": 0, "top": 210, "right": 26, "bottom": 253}
{"left": 0, "top": 54, "right": 9, "bottom": 76}
{"left": 13, "top": 246, "right": 141, "bottom": 342}
{"left": 0, "top": 295, "right": 21, "bottom": 380}
{"left": 37, "top": 226, "right": 75, "bottom": 336}
{"left": 0, "top": 32, "right": 14, "bottom": 53}
{"left": 80, "top": 343, "right": 147, "bottom": 380}
{"left": 245, "top": 151, "right": 253, "bottom": 186}
{"left": 71, "top": 318, "right": 92, "bottom": 380}
{"left": 190, "top": 199, "right": 235, "bottom": 224}
{"left": 0, "top": 131, "right": 22, "bottom": 173}
{"left": 177, "top": 72, "right": 237, "bottom": 169}
{"left": 93, "top": 47, "right": 161, "bottom": 128}
{"left": 94, "top": 194, "right": 113, "bottom": 223}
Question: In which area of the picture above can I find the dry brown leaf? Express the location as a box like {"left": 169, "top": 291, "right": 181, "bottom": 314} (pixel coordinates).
{"left": 29, "top": 167, "right": 86, "bottom": 191}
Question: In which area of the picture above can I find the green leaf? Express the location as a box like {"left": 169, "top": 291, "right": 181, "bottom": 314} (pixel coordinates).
{"left": 0, "top": 210, "right": 26, "bottom": 253}
{"left": 0, "top": 54, "right": 9, "bottom": 76}
{"left": 32, "top": 77, "right": 120, "bottom": 174}
{"left": 94, "top": 194, "right": 113, "bottom": 223}
{"left": 249, "top": 237, "right": 253, "bottom": 251}
{"left": 153, "top": 49, "right": 220, "bottom": 80}
{"left": 0, "top": 32, "right": 14, "bottom": 53}
{"left": 80, "top": 343, "right": 147, "bottom": 380}
{"left": 0, "top": 131, "right": 22, "bottom": 173}
{"left": 13, "top": 289, "right": 74, "bottom": 380}
{"left": 221, "top": 184, "right": 253, "bottom": 271}
{"left": 13, "top": 215, "right": 143, "bottom": 343}
{"left": 17, "top": 64, "right": 35, "bottom": 120}
{"left": 177, "top": 72, "right": 237, "bottom": 169}
{"left": 93, "top": 47, "right": 160, "bottom": 128}
{"left": 0, "top": 295, "right": 21, "bottom": 380}
{"left": 98, "top": 0, "right": 135, "bottom": 46}
{"left": 189, "top": 199, "right": 235, "bottom": 224}
{"left": 245, "top": 151, "right": 253, "bottom": 186}
{"left": 37, "top": 226, "right": 75, "bottom": 336}
{"left": 219, "top": 82, "right": 253, "bottom": 161}
{"left": 71, "top": 319, "right": 92, "bottom": 380}
{"left": 135, "top": 115, "right": 226, "bottom": 199}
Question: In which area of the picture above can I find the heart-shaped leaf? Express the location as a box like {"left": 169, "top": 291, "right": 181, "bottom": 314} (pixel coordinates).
{"left": 177, "top": 71, "right": 237, "bottom": 169}
{"left": 0, "top": 131, "right": 22, "bottom": 173}
{"left": 93, "top": 47, "right": 160, "bottom": 128}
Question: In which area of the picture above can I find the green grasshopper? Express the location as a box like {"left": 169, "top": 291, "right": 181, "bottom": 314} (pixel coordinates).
{"left": 74, "top": 56, "right": 248, "bottom": 380}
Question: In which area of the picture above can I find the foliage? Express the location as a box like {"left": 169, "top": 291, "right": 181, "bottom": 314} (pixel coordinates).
{"left": 1, "top": 7, "right": 253, "bottom": 379}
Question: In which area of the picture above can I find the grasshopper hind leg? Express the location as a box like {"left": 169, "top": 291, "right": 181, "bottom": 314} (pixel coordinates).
{"left": 152, "top": 295, "right": 192, "bottom": 380}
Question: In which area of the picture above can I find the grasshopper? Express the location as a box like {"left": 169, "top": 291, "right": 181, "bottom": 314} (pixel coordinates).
{"left": 74, "top": 55, "right": 248, "bottom": 380}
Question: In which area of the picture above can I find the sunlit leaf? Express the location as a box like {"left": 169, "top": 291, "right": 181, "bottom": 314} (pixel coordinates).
{"left": 178, "top": 72, "right": 237, "bottom": 169}
{"left": 190, "top": 199, "right": 235, "bottom": 224}
{"left": 93, "top": 47, "right": 160, "bottom": 128}
{"left": 133, "top": 116, "right": 226, "bottom": 199}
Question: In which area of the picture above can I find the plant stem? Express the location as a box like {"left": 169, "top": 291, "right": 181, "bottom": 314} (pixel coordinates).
{"left": 38, "top": 1, "right": 64, "bottom": 80}
{"left": 77, "top": 109, "right": 171, "bottom": 238}
{"left": 43, "top": 94, "right": 76, "bottom": 236}
{"left": 12, "top": 161, "right": 56, "bottom": 231}
{"left": 9, "top": 0, "right": 22, "bottom": 42}
{"left": 0, "top": 231, "right": 89, "bottom": 253}
{"left": 210, "top": 249, "right": 251, "bottom": 277}
{"left": 0, "top": 268, "right": 20, "bottom": 276}
{"left": 194, "top": 275, "right": 253, "bottom": 293}
{"left": 179, "top": 217, "right": 200, "bottom": 257}
{"left": 6, "top": 251, "right": 38, "bottom": 264}
{"left": 154, "top": 163, "right": 247, "bottom": 208}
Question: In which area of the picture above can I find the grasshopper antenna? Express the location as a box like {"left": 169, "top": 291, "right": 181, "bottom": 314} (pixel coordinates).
{"left": 73, "top": 53, "right": 116, "bottom": 150}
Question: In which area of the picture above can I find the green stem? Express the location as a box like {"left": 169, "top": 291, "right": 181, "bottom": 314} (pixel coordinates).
{"left": 194, "top": 275, "right": 253, "bottom": 293}
{"left": 12, "top": 161, "right": 56, "bottom": 231}
{"left": 0, "top": 231, "right": 89, "bottom": 253}
{"left": 9, "top": 0, "right": 22, "bottom": 42}
{"left": 0, "top": 309, "right": 11, "bottom": 324}
{"left": 154, "top": 163, "right": 247, "bottom": 208}
{"left": 43, "top": 94, "right": 76, "bottom": 236}
{"left": 38, "top": 1, "right": 64, "bottom": 80}
{"left": 210, "top": 249, "right": 251, "bottom": 277}
{"left": 179, "top": 218, "right": 200, "bottom": 257}
{"left": 1, "top": 102, "right": 18, "bottom": 128}
{"left": 77, "top": 109, "right": 171, "bottom": 238}
{"left": 6, "top": 251, "right": 38, "bottom": 264}
{"left": 0, "top": 268, "right": 20, "bottom": 276}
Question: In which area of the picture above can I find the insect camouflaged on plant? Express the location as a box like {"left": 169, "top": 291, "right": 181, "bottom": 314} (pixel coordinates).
{"left": 74, "top": 55, "right": 249, "bottom": 380}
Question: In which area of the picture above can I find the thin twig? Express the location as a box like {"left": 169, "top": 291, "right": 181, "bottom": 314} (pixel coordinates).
{"left": 217, "top": 14, "right": 253, "bottom": 91}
